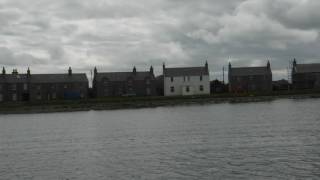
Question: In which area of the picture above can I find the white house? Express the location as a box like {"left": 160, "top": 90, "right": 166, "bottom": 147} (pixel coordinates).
{"left": 163, "top": 62, "right": 210, "bottom": 96}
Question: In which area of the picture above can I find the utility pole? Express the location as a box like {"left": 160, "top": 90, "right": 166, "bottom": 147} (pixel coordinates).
{"left": 90, "top": 69, "right": 93, "bottom": 88}
{"left": 222, "top": 66, "right": 225, "bottom": 84}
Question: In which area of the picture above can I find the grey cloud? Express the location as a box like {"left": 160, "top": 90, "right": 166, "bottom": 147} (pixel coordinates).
{"left": 0, "top": 0, "right": 319, "bottom": 81}
{"left": 0, "top": 47, "right": 46, "bottom": 66}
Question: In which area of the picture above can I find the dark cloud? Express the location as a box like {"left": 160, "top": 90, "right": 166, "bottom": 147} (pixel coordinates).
{"left": 0, "top": 0, "right": 319, "bottom": 80}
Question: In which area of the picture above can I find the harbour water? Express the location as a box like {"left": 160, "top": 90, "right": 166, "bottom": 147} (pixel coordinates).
{"left": 0, "top": 98, "right": 320, "bottom": 179}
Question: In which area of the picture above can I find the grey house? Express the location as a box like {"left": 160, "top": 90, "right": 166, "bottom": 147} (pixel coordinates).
{"left": 292, "top": 59, "right": 320, "bottom": 89}
{"left": 228, "top": 61, "right": 272, "bottom": 93}
{"left": 93, "top": 66, "right": 157, "bottom": 97}
{"left": 0, "top": 67, "right": 88, "bottom": 102}
{"left": 0, "top": 68, "right": 30, "bottom": 102}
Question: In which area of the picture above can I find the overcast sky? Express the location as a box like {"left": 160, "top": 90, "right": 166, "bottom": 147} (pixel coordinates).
{"left": 0, "top": 0, "right": 320, "bottom": 80}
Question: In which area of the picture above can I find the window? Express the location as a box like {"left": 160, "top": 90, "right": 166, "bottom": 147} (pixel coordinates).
{"left": 183, "top": 76, "right": 186, "bottom": 82}
{"left": 128, "top": 79, "right": 133, "bottom": 87}
{"left": 104, "top": 88, "right": 109, "bottom": 96}
{"left": 23, "top": 83, "right": 28, "bottom": 91}
{"left": 146, "top": 88, "right": 151, "bottom": 95}
{"left": 37, "top": 92, "right": 41, "bottom": 100}
{"left": 146, "top": 79, "right": 150, "bottom": 85}
{"left": 170, "top": 86, "right": 175, "bottom": 92}
{"left": 200, "top": 85, "right": 204, "bottom": 91}
{"left": 52, "top": 93, "right": 57, "bottom": 99}
{"left": 170, "top": 77, "right": 174, "bottom": 82}
{"left": 103, "top": 79, "right": 109, "bottom": 86}
{"left": 200, "top": 75, "right": 203, "bottom": 81}
{"left": 118, "top": 87, "right": 122, "bottom": 95}
{"left": 249, "top": 76, "right": 254, "bottom": 81}
{"left": 64, "top": 84, "right": 68, "bottom": 89}
{"left": 12, "top": 93, "right": 17, "bottom": 101}
{"left": 186, "top": 86, "right": 190, "bottom": 92}
{"left": 12, "top": 84, "right": 17, "bottom": 91}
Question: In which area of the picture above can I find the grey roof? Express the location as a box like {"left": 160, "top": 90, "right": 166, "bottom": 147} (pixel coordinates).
{"left": 164, "top": 66, "right": 209, "bottom": 77}
{"left": 95, "top": 71, "right": 154, "bottom": 82}
{"left": 0, "top": 73, "right": 88, "bottom": 83}
{"left": 0, "top": 74, "right": 29, "bottom": 83}
{"left": 30, "top": 74, "right": 88, "bottom": 83}
{"left": 295, "top": 63, "right": 320, "bottom": 73}
{"left": 230, "top": 66, "right": 271, "bottom": 76}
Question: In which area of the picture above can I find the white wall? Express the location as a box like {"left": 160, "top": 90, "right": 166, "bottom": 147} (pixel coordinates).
{"left": 164, "top": 75, "right": 210, "bottom": 96}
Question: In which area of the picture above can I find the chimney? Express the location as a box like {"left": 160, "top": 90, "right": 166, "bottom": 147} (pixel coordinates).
{"left": 205, "top": 61, "right": 209, "bottom": 73}
{"left": 94, "top": 67, "right": 98, "bottom": 76}
{"left": 68, "top": 67, "right": 72, "bottom": 76}
{"left": 2, "top": 67, "right": 5, "bottom": 75}
{"left": 150, "top": 66, "right": 154, "bottom": 75}
{"left": 27, "top": 67, "right": 31, "bottom": 77}
{"left": 133, "top": 66, "right": 137, "bottom": 75}
{"left": 293, "top": 58, "right": 297, "bottom": 67}
{"left": 12, "top": 69, "right": 18, "bottom": 75}
{"left": 267, "top": 60, "right": 270, "bottom": 69}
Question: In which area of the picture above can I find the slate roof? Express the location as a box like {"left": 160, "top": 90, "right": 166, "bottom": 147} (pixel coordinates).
{"left": 0, "top": 73, "right": 88, "bottom": 83}
{"left": 0, "top": 74, "right": 29, "bottom": 83}
{"left": 164, "top": 67, "right": 209, "bottom": 77}
{"left": 295, "top": 63, "right": 320, "bottom": 74}
{"left": 230, "top": 66, "right": 271, "bottom": 76}
{"left": 95, "top": 72, "right": 154, "bottom": 82}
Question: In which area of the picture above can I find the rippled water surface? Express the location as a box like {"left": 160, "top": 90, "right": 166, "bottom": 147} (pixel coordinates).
{"left": 1, "top": 98, "right": 320, "bottom": 179}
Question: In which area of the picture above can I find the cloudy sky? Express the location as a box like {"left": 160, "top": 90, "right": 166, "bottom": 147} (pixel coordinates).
{"left": 0, "top": 0, "right": 320, "bottom": 80}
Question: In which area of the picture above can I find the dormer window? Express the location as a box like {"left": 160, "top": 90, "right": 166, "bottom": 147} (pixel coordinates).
{"left": 200, "top": 75, "right": 203, "bottom": 81}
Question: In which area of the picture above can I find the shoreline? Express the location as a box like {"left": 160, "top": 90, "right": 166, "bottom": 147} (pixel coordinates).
{"left": 1, "top": 92, "right": 320, "bottom": 115}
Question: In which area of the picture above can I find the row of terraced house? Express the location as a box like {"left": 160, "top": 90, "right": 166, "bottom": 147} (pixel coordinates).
{"left": 0, "top": 59, "right": 319, "bottom": 102}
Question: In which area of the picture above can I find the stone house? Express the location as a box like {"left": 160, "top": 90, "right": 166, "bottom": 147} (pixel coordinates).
{"left": 0, "top": 68, "right": 30, "bottom": 102}
{"left": 93, "top": 66, "right": 157, "bottom": 97}
{"left": 292, "top": 59, "right": 320, "bottom": 90}
{"left": 228, "top": 61, "right": 272, "bottom": 93}
{"left": 0, "top": 67, "right": 88, "bottom": 102}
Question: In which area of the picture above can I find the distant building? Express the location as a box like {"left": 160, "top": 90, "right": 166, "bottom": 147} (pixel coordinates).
{"left": 0, "top": 68, "right": 30, "bottom": 102}
{"left": 93, "top": 66, "right": 157, "bottom": 97}
{"left": 163, "top": 62, "right": 210, "bottom": 96}
{"left": 292, "top": 59, "right": 320, "bottom": 90}
{"left": 0, "top": 67, "right": 88, "bottom": 102}
{"left": 273, "top": 79, "right": 290, "bottom": 91}
{"left": 29, "top": 67, "right": 88, "bottom": 101}
{"left": 210, "top": 79, "right": 227, "bottom": 94}
{"left": 228, "top": 61, "right": 272, "bottom": 93}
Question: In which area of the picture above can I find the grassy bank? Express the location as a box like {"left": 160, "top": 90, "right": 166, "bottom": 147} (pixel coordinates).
{"left": 1, "top": 90, "right": 320, "bottom": 114}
